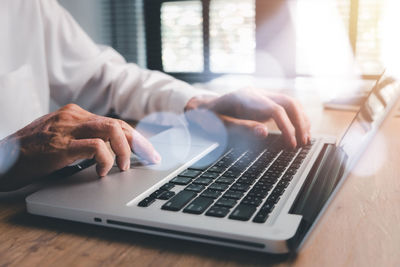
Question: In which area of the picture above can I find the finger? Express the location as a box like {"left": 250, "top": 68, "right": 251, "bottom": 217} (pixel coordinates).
{"left": 218, "top": 114, "right": 270, "bottom": 139}
{"left": 117, "top": 120, "right": 135, "bottom": 149}
{"left": 115, "top": 120, "right": 160, "bottom": 163}
{"left": 269, "top": 95, "right": 311, "bottom": 145}
{"left": 68, "top": 138, "right": 114, "bottom": 177}
{"left": 130, "top": 128, "right": 161, "bottom": 164}
{"left": 269, "top": 103, "right": 297, "bottom": 148}
{"left": 73, "top": 119, "right": 131, "bottom": 171}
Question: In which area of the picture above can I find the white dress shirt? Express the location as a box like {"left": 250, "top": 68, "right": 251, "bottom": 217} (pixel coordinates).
{"left": 0, "top": 0, "right": 217, "bottom": 139}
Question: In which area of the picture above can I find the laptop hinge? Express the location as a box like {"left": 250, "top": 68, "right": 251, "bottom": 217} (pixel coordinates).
{"left": 287, "top": 143, "right": 347, "bottom": 251}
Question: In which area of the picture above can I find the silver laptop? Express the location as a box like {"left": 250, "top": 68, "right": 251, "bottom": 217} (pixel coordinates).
{"left": 26, "top": 72, "right": 400, "bottom": 254}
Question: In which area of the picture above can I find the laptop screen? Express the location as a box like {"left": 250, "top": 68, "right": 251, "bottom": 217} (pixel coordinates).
{"left": 339, "top": 71, "right": 400, "bottom": 170}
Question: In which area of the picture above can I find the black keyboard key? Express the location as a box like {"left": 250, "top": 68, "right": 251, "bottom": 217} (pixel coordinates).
{"left": 189, "top": 158, "right": 213, "bottom": 171}
{"left": 215, "top": 160, "right": 230, "bottom": 168}
{"left": 237, "top": 177, "right": 257, "bottom": 185}
{"left": 208, "top": 166, "right": 225, "bottom": 173}
{"left": 206, "top": 205, "right": 230, "bottom": 218}
{"left": 193, "top": 177, "right": 213, "bottom": 185}
{"left": 273, "top": 185, "right": 285, "bottom": 195}
{"left": 241, "top": 196, "right": 263, "bottom": 206}
{"left": 266, "top": 192, "right": 281, "bottom": 204}
{"left": 223, "top": 172, "right": 239, "bottom": 179}
{"left": 200, "top": 172, "right": 220, "bottom": 179}
{"left": 290, "top": 163, "right": 301, "bottom": 170}
{"left": 248, "top": 189, "right": 269, "bottom": 198}
{"left": 253, "top": 184, "right": 273, "bottom": 192}
{"left": 260, "top": 202, "right": 275, "bottom": 212}
{"left": 286, "top": 169, "right": 297, "bottom": 175}
{"left": 281, "top": 174, "right": 294, "bottom": 181}
{"left": 277, "top": 180, "right": 289, "bottom": 188}
{"left": 183, "top": 196, "right": 214, "bottom": 214}
{"left": 185, "top": 184, "right": 205, "bottom": 192}
{"left": 160, "top": 183, "right": 175, "bottom": 191}
{"left": 201, "top": 189, "right": 222, "bottom": 199}
{"left": 138, "top": 197, "right": 155, "bottom": 207}
{"left": 179, "top": 169, "right": 202, "bottom": 178}
{"left": 223, "top": 190, "right": 244, "bottom": 200}
{"left": 158, "top": 191, "right": 175, "bottom": 200}
{"left": 150, "top": 190, "right": 167, "bottom": 199}
{"left": 253, "top": 210, "right": 269, "bottom": 223}
{"left": 170, "top": 177, "right": 192, "bottom": 185}
{"left": 208, "top": 183, "right": 229, "bottom": 191}
{"left": 215, "top": 176, "right": 235, "bottom": 184}
{"left": 162, "top": 191, "right": 197, "bottom": 211}
{"left": 228, "top": 165, "right": 244, "bottom": 173}
{"left": 230, "top": 183, "right": 250, "bottom": 192}
{"left": 229, "top": 204, "right": 257, "bottom": 221}
{"left": 215, "top": 197, "right": 237, "bottom": 208}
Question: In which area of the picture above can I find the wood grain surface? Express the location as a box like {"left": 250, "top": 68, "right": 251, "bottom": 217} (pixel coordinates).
{"left": 1, "top": 96, "right": 399, "bottom": 267}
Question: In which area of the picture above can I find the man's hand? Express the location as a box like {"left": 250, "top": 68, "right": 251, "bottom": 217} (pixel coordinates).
{"left": 185, "top": 88, "right": 311, "bottom": 148}
{"left": 0, "top": 104, "right": 160, "bottom": 191}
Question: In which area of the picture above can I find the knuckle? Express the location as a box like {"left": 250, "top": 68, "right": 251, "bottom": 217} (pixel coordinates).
{"left": 90, "top": 138, "right": 105, "bottom": 151}
{"left": 283, "top": 95, "right": 298, "bottom": 108}
{"left": 55, "top": 110, "right": 72, "bottom": 122}
{"left": 105, "top": 119, "right": 121, "bottom": 133}
{"left": 62, "top": 103, "right": 80, "bottom": 111}
{"left": 288, "top": 97, "right": 298, "bottom": 107}
{"left": 272, "top": 105, "right": 285, "bottom": 116}
{"left": 56, "top": 104, "right": 82, "bottom": 121}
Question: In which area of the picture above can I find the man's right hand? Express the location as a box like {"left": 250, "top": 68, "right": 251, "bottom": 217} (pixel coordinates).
{"left": 0, "top": 104, "right": 160, "bottom": 191}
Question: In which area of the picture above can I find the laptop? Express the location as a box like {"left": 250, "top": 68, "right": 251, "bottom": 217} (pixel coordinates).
{"left": 26, "top": 71, "right": 400, "bottom": 254}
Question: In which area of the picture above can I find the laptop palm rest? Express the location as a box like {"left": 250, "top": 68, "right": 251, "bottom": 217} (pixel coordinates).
{"left": 26, "top": 128, "right": 218, "bottom": 213}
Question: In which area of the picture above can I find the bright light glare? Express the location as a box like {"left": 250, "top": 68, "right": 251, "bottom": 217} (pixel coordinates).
{"left": 210, "top": 0, "right": 256, "bottom": 73}
{"left": 294, "top": 0, "right": 359, "bottom": 78}
{"left": 161, "top": 1, "right": 203, "bottom": 72}
{"left": 135, "top": 112, "right": 192, "bottom": 170}
{"left": 381, "top": 0, "right": 400, "bottom": 79}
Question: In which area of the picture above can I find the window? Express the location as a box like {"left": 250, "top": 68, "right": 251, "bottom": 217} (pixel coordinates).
{"left": 354, "top": 0, "right": 385, "bottom": 76}
{"left": 335, "top": 0, "right": 400, "bottom": 78}
{"left": 143, "top": 0, "right": 395, "bottom": 82}
{"left": 145, "top": 0, "right": 255, "bottom": 83}
{"left": 161, "top": 1, "right": 204, "bottom": 72}
{"left": 209, "top": 0, "right": 256, "bottom": 73}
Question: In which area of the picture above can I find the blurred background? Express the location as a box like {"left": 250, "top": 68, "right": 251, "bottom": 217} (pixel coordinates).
{"left": 59, "top": 0, "right": 400, "bottom": 86}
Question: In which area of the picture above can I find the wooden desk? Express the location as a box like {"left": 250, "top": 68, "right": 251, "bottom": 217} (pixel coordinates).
{"left": 1, "top": 98, "right": 399, "bottom": 266}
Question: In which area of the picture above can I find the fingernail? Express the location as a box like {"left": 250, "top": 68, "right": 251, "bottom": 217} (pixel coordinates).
{"left": 254, "top": 126, "right": 268, "bottom": 137}
{"left": 124, "top": 160, "right": 130, "bottom": 171}
{"left": 97, "top": 166, "right": 107, "bottom": 177}
{"left": 152, "top": 151, "right": 161, "bottom": 163}
{"left": 303, "top": 135, "right": 308, "bottom": 145}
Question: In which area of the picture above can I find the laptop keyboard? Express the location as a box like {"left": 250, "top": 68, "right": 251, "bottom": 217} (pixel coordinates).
{"left": 138, "top": 134, "right": 314, "bottom": 224}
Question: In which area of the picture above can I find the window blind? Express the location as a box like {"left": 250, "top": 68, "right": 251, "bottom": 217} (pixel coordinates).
{"left": 102, "top": 0, "right": 146, "bottom": 67}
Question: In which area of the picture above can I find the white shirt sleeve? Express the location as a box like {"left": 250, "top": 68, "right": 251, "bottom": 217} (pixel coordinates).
{"left": 39, "top": 0, "right": 219, "bottom": 120}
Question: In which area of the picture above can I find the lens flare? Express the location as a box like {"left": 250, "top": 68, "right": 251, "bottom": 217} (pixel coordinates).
{"left": 133, "top": 109, "right": 229, "bottom": 171}
{"left": 185, "top": 108, "right": 228, "bottom": 166}
{"left": 350, "top": 132, "right": 387, "bottom": 177}
{"left": 134, "top": 112, "right": 192, "bottom": 170}
{"left": 381, "top": 0, "right": 400, "bottom": 79}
